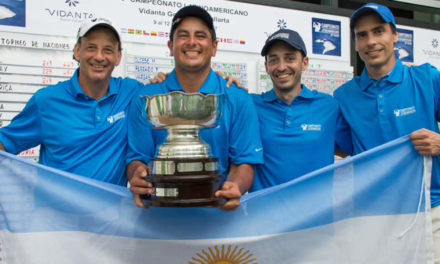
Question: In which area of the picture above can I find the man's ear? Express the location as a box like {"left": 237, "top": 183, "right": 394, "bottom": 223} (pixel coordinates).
{"left": 392, "top": 28, "right": 399, "bottom": 44}
{"left": 168, "top": 40, "right": 173, "bottom": 56}
{"left": 211, "top": 40, "right": 218, "bottom": 57}
{"left": 302, "top": 56, "right": 309, "bottom": 71}
{"left": 115, "top": 50, "right": 122, "bottom": 66}
{"left": 73, "top": 44, "right": 80, "bottom": 62}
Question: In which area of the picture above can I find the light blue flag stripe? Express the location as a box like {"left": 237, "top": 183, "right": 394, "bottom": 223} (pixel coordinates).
{"left": 0, "top": 135, "right": 427, "bottom": 241}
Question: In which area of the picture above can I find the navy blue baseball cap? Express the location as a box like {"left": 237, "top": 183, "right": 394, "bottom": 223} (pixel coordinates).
{"left": 350, "top": 3, "right": 396, "bottom": 32}
{"left": 261, "top": 29, "right": 307, "bottom": 56}
{"left": 170, "top": 5, "right": 216, "bottom": 41}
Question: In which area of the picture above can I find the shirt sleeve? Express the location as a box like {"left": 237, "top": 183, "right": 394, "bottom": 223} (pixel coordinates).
{"left": 0, "top": 95, "right": 42, "bottom": 154}
{"left": 228, "top": 88, "right": 264, "bottom": 165}
{"left": 126, "top": 93, "right": 156, "bottom": 165}
{"left": 335, "top": 105, "right": 353, "bottom": 156}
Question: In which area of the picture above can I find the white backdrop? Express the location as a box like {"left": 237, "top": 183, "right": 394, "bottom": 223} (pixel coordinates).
{"left": 1, "top": 0, "right": 440, "bottom": 160}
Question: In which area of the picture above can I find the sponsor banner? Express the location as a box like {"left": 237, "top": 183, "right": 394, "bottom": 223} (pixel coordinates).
{"left": 399, "top": 24, "right": 440, "bottom": 68}
{"left": 396, "top": 28, "right": 414, "bottom": 63}
{"left": 0, "top": 136, "right": 434, "bottom": 263}
{"left": 0, "top": 0, "right": 350, "bottom": 60}
{"left": 415, "top": 27, "right": 440, "bottom": 68}
{"left": 0, "top": 0, "right": 25, "bottom": 27}
{"left": 312, "top": 18, "right": 341, "bottom": 57}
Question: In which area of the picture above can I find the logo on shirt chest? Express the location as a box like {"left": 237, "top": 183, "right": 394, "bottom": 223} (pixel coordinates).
{"left": 301, "top": 124, "right": 322, "bottom": 131}
{"left": 107, "top": 111, "right": 126, "bottom": 124}
{"left": 394, "top": 106, "right": 416, "bottom": 117}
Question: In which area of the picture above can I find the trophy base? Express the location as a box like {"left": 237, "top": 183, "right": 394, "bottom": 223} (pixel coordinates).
{"left": 142, "top": 157, "right": 223, "bottom": 207}
{"left": 141, "top": 196, "right": 225, "bottom": 207}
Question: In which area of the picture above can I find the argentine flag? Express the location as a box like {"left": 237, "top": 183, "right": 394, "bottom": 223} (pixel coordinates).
{"left": 0, "top": 136, "right": 434, "bottom": 263}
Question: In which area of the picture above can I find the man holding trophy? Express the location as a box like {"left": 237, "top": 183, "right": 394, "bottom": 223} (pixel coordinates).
{"left": 126, "top": 5, "right": 263, "bottom": 210}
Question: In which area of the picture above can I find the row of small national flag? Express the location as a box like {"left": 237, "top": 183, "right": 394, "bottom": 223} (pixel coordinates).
{"left": 120, "top": 28, "right": 246, "bottom": 44}
{"left": 121, "top": 28, "right": 169, "bottom": 37}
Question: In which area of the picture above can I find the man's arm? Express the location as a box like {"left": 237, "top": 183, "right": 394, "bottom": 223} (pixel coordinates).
{"left": 335, "top": 149, "right": 349, "bottom": 158}
{"left": 410, "top": 128, "right": 440, "bottom": 156}
{"left": 215, "top": 71, "right": 246, "bottom": 90}
{"left": 0, "top": 95, "right": 42, "bottom": 154}
{"left": 125, "top": 92, "right": 159, "bottom": 208}
{"left": 413, "top": 65, "right": 440, "bottom": 156}
{"left": 126, "top": 160, "right": 154, "bottom": 208}
{"left": 213, "top": 85, "right": 262, "bottom": 211}
{"left": 215, "top": 163, "right": 253, "bottom": 211}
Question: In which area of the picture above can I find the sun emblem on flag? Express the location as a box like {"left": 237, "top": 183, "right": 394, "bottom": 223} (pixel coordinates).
{"left": 188, "top": 245, "right": 258, "bottom": 264}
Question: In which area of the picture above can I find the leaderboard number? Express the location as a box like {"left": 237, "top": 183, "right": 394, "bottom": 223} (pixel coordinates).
{"left": 63, "top": 69, "right": 74, "bottom": 76}
{"left": 42, "top": 68, "right": 53, "bottom": 75}
{"left": 42, "top": 60, "right": 53, "bottom": 67}
{"left": 42, "top": 77, "right": 52, "bottom": 84}
{"left": 63, "top": 62, "right": 75, "bottom": 68}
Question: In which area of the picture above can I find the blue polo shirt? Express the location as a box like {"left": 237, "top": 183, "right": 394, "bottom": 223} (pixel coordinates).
{"left": 249, "top": 86, "right": 352, "bottom": 192}
{"left": 334, "top": 60, "right": 440, "bottom": 207}
{"left": 126, "top": 69, "right": 263, "bottom": 178}
{"left": 0, "top": 69, "right": 143, "bottom": 186}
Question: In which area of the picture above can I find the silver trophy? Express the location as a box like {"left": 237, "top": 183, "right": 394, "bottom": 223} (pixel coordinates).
{"left": 142, "top": 91, "right": 225, "bottom": 207}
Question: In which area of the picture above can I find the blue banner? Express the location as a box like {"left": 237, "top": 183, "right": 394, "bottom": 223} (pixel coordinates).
{"left": 312, "top": 17, "right": 341, "bottom": 56}
{"left": 396, "top": 28, "right": 414, "bottom": 63}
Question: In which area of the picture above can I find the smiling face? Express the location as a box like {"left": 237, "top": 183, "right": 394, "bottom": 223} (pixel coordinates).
{"left": 168, "top": 16, "right": 217, "bottom": 75}
{"left": 354, "top": 13, "right": 398, "bottom": 77}
{"left": 73, "top": 27, "right": 122, "bottom": 86}
{"left": 265, "top": 41, "right": 308, "bottom": 95}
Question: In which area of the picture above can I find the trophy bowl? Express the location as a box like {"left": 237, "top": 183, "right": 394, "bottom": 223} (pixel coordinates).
{"left": 146, "top": 91, "right": 222, "bottom": 128}
{"left": 141, "top": 91, "right": 225, "bottom": 207}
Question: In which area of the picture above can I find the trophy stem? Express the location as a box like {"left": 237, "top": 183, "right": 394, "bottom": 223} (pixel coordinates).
{"left": 157, "top": 125, "right": 213, "bottom": 159}
{"left": 166, "top": 125, "right": 202, "bottom": 144}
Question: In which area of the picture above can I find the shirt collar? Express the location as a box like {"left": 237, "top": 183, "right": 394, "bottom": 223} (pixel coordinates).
{"left": 70, "top": 69, "right": 84, "bottom": 96}
{"left": 164, "top": 70, "right": 184, "bottom": 92}
{"left": 358, "top": 59, "right": 404, "bottom": 91}
{"left": 262, "top": 84, "right": 314, "bottom": 103}
{"left": 387, "top": 59, "right": 404, "bottom": 84}
{"left": 297, "top": 85, "right": 315, "bottom": 99}
{"left": 262, "top": 89, "right": 278, "bottom": 102}
{"left": 69, "top": 69, "right": 118, "bottom": 99}
{"left": 165, "top": 69, "right": 218, "bottom": 94}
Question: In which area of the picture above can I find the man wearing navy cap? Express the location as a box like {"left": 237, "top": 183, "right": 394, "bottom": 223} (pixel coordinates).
{"left": 126, "top": 5, "right": 263, "bottom": 210}
{"left": 249, "top": 28, "right": 351, "bottom": 192}
{"left": 334, "top": 3, "right": 440, "bottom": 261}
{"left": 0, "top": 18, "right": 143, "bottom": 185}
